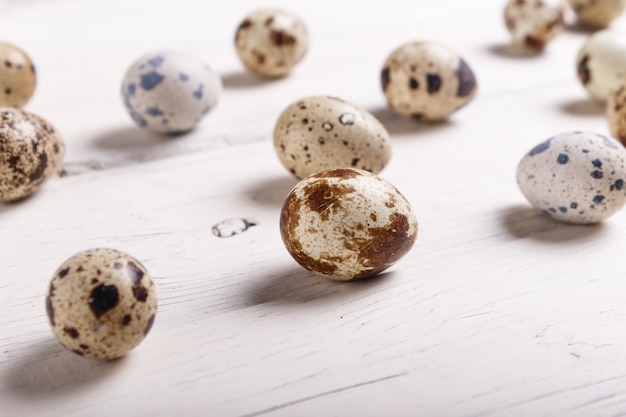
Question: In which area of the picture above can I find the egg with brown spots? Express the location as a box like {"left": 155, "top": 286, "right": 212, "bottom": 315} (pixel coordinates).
{"left": 607, "top": 84, "right": 626, "bottom": 144}
{"left": 0, "top": 108, "right": 64, "bottom": 202}
{"left": 569, "top": 0, "right": 625, "bottom": 28}
{"left": 46, "top": 248, "right": 157, "bottom": 360}
{"left": 235, "top": 8, "right": 308, "bottom": 77}
{"left": 381, "top": 41, "right": 477, "bottom": 121}
{"left": 274, "top": 96, "right": 392, "bottom": 179}
{"left": 576, "top": 29, "right": 626, "bottom": 102}
{"left": 504, "top": 0, "right": 563, "bottom": 48}
{"left": 516, "top": 131, "right": 626, "bottom": 224}
{"left": 280, "top": 168, "right": 418, "bottom": 281}
{"left": 0, "top": 41, "right": 36, "bottom": 108}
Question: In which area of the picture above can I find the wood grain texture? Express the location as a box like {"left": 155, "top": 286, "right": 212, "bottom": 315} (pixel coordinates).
{"left": 2, "top": 0, "right": 626, "bottom": 416}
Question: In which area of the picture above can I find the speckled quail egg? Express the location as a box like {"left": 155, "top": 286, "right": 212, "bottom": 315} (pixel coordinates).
{"left": 504, "top": 0, "right": 563, "bottom": 48}
{"left": 273, "top": 96, "right": 392, "bottom": 179}
{"left": 235, "top": 8, "right": 308, "bottom": 77}
{"left": 0, "top": 41, "right": 36, "bottom": 108}
{"left": 121, "top": 50, "right": 222, "bottom": 134}
{"left": 381, "top": 41, "right": 477, "bottom": 121}
{"left": 576, "top": 29, "right": 626, "bottom": 102}
{"left": 0, "top": 108, "right": 64, "bottom": 202}
{"left": 607, "top": 84, "right": 626, "bottom": 144}
{"left": 516, "top": 131, "right": 626, "bottom": 224}
{"left": 46, "top": 248, "right": 157, "bottom": 360}
{"left": 569, "top": 0, "right": 625, "bottom": 28}
{"left": 280, "top": 168, "right": 418, "bottom": 281}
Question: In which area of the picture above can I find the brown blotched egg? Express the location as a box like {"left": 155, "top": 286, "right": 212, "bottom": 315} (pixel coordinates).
{"left": 569, "top": 0, "right": 625, "bottom": 28}
{"left": 46, "top": 248, "right": 158, "bottom": 360}
{"left": 273, "top": 96, "right": 392, "bottom": 179}
{"left": 607, "top": 84, "right": 626, "bottom": 144}
{"left": 0, "top": 108, "right": 64, "bottom": 202}
{"left": 504, "top": 0, "right": 563, "bottom": 48}
{"left": 381, "top": 41, "right": 477, "bottom": 121}
{"left": 0, "top": 41, "right": 36, "bottom": 108}
{"left": 280, "top": 168, "right": 418, "bottom": 281}
{"left": 235, "top": 8, "right": 308, "bottom": 77}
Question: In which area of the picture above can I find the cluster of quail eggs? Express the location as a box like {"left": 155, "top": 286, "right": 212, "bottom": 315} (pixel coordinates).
{"left": 5, "top": 0, "right": 626, "bottom": 362}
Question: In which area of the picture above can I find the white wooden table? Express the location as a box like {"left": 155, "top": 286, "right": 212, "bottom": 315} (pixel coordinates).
{"left": 2, "top": 0, "right": 626, "bottom": 415}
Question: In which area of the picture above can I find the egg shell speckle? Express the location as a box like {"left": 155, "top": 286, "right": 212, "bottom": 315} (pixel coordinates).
{"left": 0, "top": 108, "right": 64, "bottom": 202}
{"left": 504, "top": 0, "right": 563, "bottom": 48}
{"left": 46, "top": 248, "right": 158, "bottom": 360}
{"left": 273, "top": 96, "right": 392, "bottom": 179}
{"left": 121, "top": 50, "right": 222, "bottom": 134}
{"left": 576, "top": 30, "right": 626, "bottom": 102}
{"left": 569, "top": 0, "right": 625, "bottom": 28}
{"left": 280, "top": 168, "right": 418, "bottom": 281}
{"left": 235, "top": 8, "right": 308, "bottom": 77}
{"left": 0, "top": 41, "right": 36, "bottom": 108}
{"left": 607, "top": 84, "right": 626, "bottom": 144}
{"left": 516, "top": 131, "right": 626, "bottom": 224}
{"left": 381, "top": 41, "right": 477, "bottom": 121}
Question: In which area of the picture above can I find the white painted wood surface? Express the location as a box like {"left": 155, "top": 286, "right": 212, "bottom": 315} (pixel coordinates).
{"left": 2, "top": 0, "right": 626, "bottom": 415}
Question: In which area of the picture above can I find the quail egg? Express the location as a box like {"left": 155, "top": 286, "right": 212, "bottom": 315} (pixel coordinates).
{"left": 381, "top": 41, "right": 477, "bottom": 121}
{"left": 0, "top": 108, "right": 64, "bottom": 202}
{"left": 235, "top": 8, "right": 308, "bottom": 77}
{"left": 280, "top": 168, "right": 418, "bottom": 280}
{"left": 121, "top": 50, "right": 222, "bottom": 134}
{"left": 46, "top": 248, "right": 158, "bottom": 360}
{"left": 576, "top": 29, "right": 626, "bottom": 101}
{"left": 504, "top": 0, "right": 563, "bottom": 48}
{"left": 607, "top": 84, "right": 626, "bottom": 144}
{"left": 516, "top": 131, "right": 626, "bottom": 224}
{"left": 569, "top": 0, "right": 625, "bottom": 28}
{"left": 0, "top": 41, "right": 36, "bottom": 108}
{"left": 273, "top": 96, "right": 392, "bottom": 179}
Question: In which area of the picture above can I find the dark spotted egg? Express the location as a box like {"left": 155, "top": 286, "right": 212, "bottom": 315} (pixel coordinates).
{"left": 235, "top": 8, "right": 308, "bottom": 77}
{"left": 273, "top": 96, "right": 392, "bottom": 179}
{"left": 504, "top": 0, "right": 563, "bottom": 48}
{"left": 569, "top": 0, "right": 625, "bottom": 28}
{"left": 121, "top": 50, "right": 222, "bottom": 134}
{"left": 0, "top": 41, "right": 36, "bottom": 108}
{"left": 516, "top": 131, "right": 626, "bottom": 224}
{"left": 46, "top": 248, "right": 157, "bottom": 360}
{"left": 577, "top": 30, "right": 626, "bottom": 102}
{"left": 381, "top": 41, "right": 477, "bottom": 121}
{"left": 280, "top": 168, "right": 418, "bottom": 281}
{"left": 0, "top": 108, "right": 64, "bottom": 202}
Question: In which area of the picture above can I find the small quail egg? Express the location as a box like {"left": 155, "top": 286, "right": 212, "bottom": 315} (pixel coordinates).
{"left": 273, "top": 96, "right": 392, "bottom": 179}
{"left": 504, "top": 0, "right": 563, "bottom": 48}
{"left": 280, "top": 168, "right": 418, "bottom": 281}
{"left": 121, "top": 50, "right": 222, "bottom": 134}
{"left": 516, "top": 131, "right": 626, "bottom": 224}
{"left": 381, "top": 41, "right": 477, "bottom": 121}
{"left": 235, "top": 9, "right": 308, "bottom": 77}
{"left": 576, "top": 29, "right": 626, "bottom": 101}
{"left": 46, "top": 248, "right": 158, "bottom": 360}
{"left": 0, "top": 108, "right": 64, "bottom": 202}
{"left": 607, "top": 84, "right": 626, "bottom": 144}
{"left": 569, "top": 0, "right": 625, "bottom": 28}
{"left": 0, "top": 41, "right": 36, "bottom": 108}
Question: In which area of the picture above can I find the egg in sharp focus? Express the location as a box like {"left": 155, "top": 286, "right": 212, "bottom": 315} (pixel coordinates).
{"left": 273, "top": 96, "right": 392, "bottom": 179}
{"left": 568, "top": 0, "right": 626, "bottom": 28}
{"left": 504, "top": 0, "right": 563, "bottom": 48}
{"left": 516, "top": 131, "right": 626, "bottom": 224}
{"left": 0, "top": 41, "right": 36, "bottom": 108}
{"left": 46, "top": 248, "right": 158, "bottom": 360}
{"left": 235, "top": 8, "right": 308, "bottom": 77}
{"left": 121, "top": 50, "right": 222, "bottom": 134}
{"left": 0, "top": 108, "right": 64, "bottom": 202}
{"left": 381, "top": 41, "right": 477, "bottom": 121}
{"left": 280, "top": 168, "right": 418, "bottom": 281}
{"left": 576, "top": 29, "right": 626, "bottom": 102}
